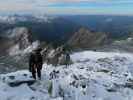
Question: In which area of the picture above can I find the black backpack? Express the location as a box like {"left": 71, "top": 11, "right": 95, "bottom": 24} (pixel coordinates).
{"left": 30, "top": 52, "right": 42, "bottom": 64}
{"left": 34, "top": 53, "right": 43, "bottom": 64}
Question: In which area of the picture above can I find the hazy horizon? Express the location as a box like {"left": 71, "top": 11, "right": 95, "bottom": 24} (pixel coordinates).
{"left": 0, "top": 0, "right": 133, "bottom": 16}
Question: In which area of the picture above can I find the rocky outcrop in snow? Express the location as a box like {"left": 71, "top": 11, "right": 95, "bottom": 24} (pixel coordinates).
{"left": 68, "top": 28, "right": 108, "bottom": 49}
{"left": 8, "top": 27, "right": 32, "bottom": 50}
{"left": 4, "top": 27, "right": 41, "bottom": 56}
{"left": 0, "top": 27, "right": 35, "bottom": 56}
{"left": 42, "top": 46, "right": 71, "bottom": 66}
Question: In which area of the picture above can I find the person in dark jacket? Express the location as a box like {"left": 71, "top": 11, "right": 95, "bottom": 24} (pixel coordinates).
{"left": 65, "top": 51, "right": 71, "bottom": 66}
{"left": 29, "top": 48, "right": 43, "bottom": 80}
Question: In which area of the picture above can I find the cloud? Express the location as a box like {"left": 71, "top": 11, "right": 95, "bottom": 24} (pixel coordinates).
{"left": 0, "top": 0, "right": 35, "bottom": 12}
{"left": 35, "top": 0, "right": 133, "bottom": 7}
{"left": 35, "top": 0, "right": 107, "bottom": 6}
{"left": 36, "top": 0, "right": 133, "bottom": 4}
{"left": 51, "top": 0, "right": 106, "bottom": 3}
{"left": 0, "top": 0, "right": 133, "bottom": 15}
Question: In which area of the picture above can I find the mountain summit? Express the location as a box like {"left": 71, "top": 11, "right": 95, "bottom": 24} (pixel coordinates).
{"left": 68, "top": 28, "right": 108, "bottom": 49}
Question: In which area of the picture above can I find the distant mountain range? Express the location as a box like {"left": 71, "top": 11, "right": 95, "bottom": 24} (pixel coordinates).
{"left": 63, "top": 15, "right": 133, "bottom": 39}
{"left": 0, "top": 14, "right": 133, "bottom": 49}
{"left": 0, "top": 14, "right": 80, "bottom": 45}
{"left": 0, "top": 14, "right": 133, "bottom": 42}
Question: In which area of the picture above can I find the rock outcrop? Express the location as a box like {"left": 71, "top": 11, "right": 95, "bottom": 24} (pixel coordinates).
{"left": 42, "top": 46, "right": 72, "bottom": 66}
{"left": 0, "top": 27, "right": 33, "bottom": 55}
{"left": 68, "top": 27, "right": 108, "bottom": 49}
{"left": 0, "top": 36, "right": 12, "bottom": 55}
{"left": 7, "top": 27, "right": 32, "bottom": 50}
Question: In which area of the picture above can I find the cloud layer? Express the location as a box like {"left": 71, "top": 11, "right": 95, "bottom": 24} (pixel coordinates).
{"left": 0, "top": 0, "right": 133, "bottom": 15}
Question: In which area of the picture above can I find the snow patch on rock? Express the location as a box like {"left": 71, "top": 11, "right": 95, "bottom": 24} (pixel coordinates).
{"left": 9, "top": 41, "right": 40, "bottom": 56}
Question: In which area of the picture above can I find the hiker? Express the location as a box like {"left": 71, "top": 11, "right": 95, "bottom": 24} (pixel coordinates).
{"left": 58, "top": 46, "right": 71, "bottom": 66}
{"left": 65, "top": 51, "right": 71, "bottom": 66}
{"left": 29, "top": 47, "right": 43, "bottom": 80}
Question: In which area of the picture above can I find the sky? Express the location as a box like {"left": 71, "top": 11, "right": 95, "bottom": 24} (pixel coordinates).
{"left": 0, "top": 0, "right": 133, "bottom": 15}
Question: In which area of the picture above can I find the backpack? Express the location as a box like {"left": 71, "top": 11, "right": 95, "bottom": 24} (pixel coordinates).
{"left": 34, "top": 53, "right": 43, "bottom": 64}
{"left": 30, "top": 52, "right": 42, "bottom": 64}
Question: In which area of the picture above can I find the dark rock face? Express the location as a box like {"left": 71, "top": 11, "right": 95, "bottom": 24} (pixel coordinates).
{"left": 7, "top": 27, "right": 32, "bottom": 50}
{"left": 0, "top": 36, "right": 13, "bottom": 55}
{"left": 43, "top": 46, "right": 64, "bottom": 66}
{"left": 0, "top": 27, "right": 33, "bottom": 56}
{"left": 8, "top": 80, "right": 36, "bottom": 87}
{"left": 1, "top": 73, "right": 36, "bottom": 87}
{"left": 42, "top": 46, "right": 72, "bottom": 66}
{"left": 68, "top": 28, "right": 108, "bottom": 49}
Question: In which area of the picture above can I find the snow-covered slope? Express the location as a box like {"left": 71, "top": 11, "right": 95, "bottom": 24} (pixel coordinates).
{"left": 1, "top": 51, "right": 133, "bottom": 100}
